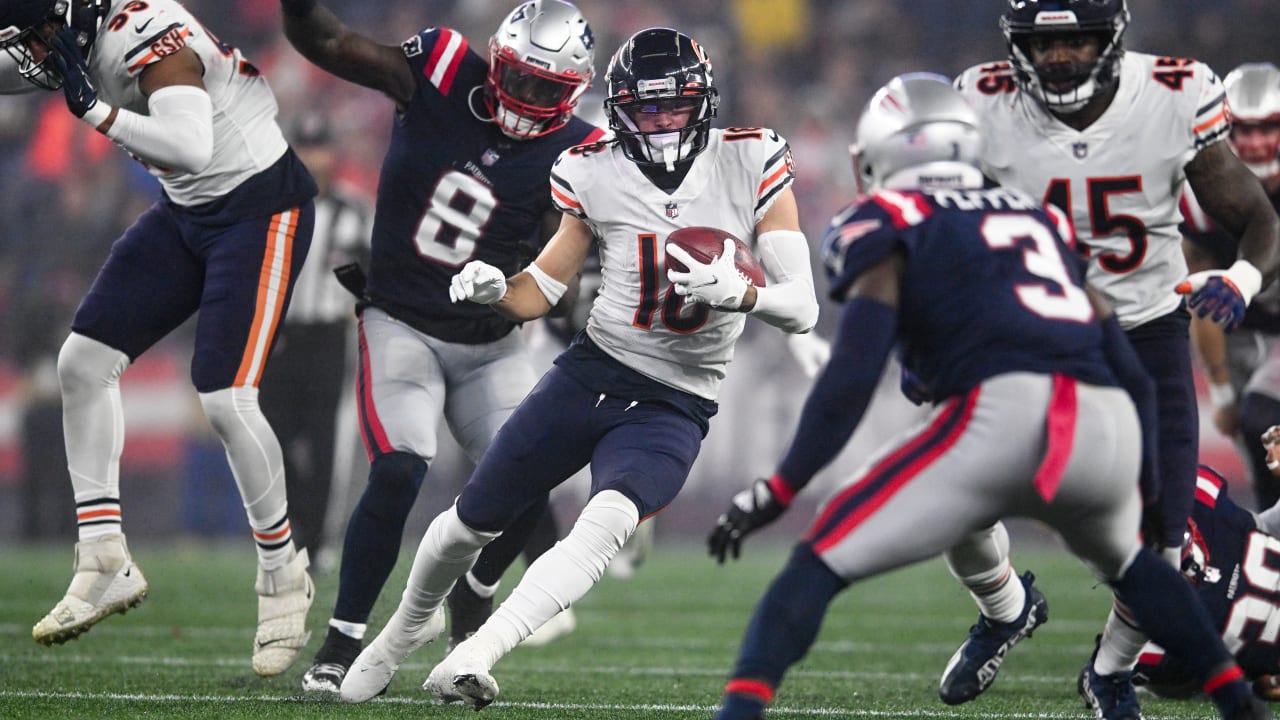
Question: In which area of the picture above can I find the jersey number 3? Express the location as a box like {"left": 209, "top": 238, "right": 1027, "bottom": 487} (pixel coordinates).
{"left": 982, "top": 214, "right": 1094, "bottom": 323}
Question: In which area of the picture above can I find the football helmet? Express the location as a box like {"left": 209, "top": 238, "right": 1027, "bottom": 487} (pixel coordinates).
{"left": 0, "top": 0, "right": 107, "bottom": 90}
{"left": 849, "top": 73, "right": 984, "bottom": 193}
{"left": 1224, "top": 62, "right": 1280, "bottom": 181}
{"left": 485, "top": 0, "right": 595, "bottom": 140}
{"left": 1001, "top": 0, "right": 1129, "bottom": 114}
{"left": 604, "top": 27, "right": 719, "bottom": 172}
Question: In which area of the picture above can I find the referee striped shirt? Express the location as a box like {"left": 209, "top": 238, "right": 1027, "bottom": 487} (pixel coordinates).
{"left": 285, "top": 187, "right": 372, "bottom": 324}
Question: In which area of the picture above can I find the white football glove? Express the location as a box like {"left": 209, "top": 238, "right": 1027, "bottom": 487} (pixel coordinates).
{"left": 448, "top": 261, "right": 507, "bottom": 305}
{"left": 666, "top": 238, "right": 749, "bottom": 310}
{"left": 786, "top": 332, "right": 831, "bottom": 379}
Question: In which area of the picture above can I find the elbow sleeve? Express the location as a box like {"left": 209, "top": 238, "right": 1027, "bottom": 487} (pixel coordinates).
{"left": 106, "top": 85, "right": 214, "bottom": 174}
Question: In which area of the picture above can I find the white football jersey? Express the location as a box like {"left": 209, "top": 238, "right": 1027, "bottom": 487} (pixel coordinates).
{"left": 87, "top": 0, "right": 287, "bottom": 205}
{"left": 550, "top": 128, "right": 795, "bottom": 400}
{"left": 956, "top": 51, "right": 1230, "bottom": 328}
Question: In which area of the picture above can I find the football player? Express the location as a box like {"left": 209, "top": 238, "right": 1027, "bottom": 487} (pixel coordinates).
{"left": 277, "top": 0, "right": 606, "bottom": 694}
{"left": 1183, "top": 62, "right": 1280, "bottom": 511}
{"left": 7, "top": 0, "right": 319, "bottom": 676}
{"left": 1132, "top": 463, "right": 1280, "bottom": 702}
{"left": 709, "top": 72, "right": 1268, "bottom": 720}
{"left": 338, "top": 27, "right": 820, "bottom": 707}
{"left": 936, "top": 2, "right": 1280, "bottom": 716}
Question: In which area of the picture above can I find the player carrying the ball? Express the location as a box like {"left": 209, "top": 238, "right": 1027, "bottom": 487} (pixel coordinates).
{"left": 335, "top": 27, "right": 821, "bottom": 707}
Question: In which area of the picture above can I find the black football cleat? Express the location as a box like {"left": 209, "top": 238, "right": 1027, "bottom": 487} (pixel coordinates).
{"left": 938, "top": 571, "right": 1049, "bottom": 705}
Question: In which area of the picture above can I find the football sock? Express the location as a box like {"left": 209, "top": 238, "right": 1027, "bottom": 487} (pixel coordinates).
{"left": 332, "top": 451, "right": 426, "bottom": 623}
{"left": 944, "top": 523, "right": 1023, "bottom": 623}
{"left": 468, "top": 494, "right": 550, "bottom": 587}
{"left": 1111, "top": 547, "right": 1250, "bottom": 715}
{"left": 458, "top": 490, "right": 637, "bottom": 669}
{"left": 399, "top": 503, "right": 500, "bottom": 625}
{"left": 1093, "top": 604, "right": 1146, "bottom": 675}
{"left": 725, "top": 543, "right": 845, "bottom": 696}
{"left": 328, "top": 618, "right": 365, "bottom": 641}
{"left": 465, "top": 572, "right": 499, "bottom": 599}
{"left": 199, "top": 386, "right": 295, "bottom": 569}
{"left": 75, "top": 496, "right": 122, "bottom": 542}
{"left": 59, "top": 333, "right": 129, "bottom": 541}
{"left": 250, "top": 513, "right": 294, "bottom": 569}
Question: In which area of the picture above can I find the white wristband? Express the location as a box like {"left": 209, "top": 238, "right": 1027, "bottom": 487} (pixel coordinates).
{"left": 81, "top": 101, "right": 111, "bottom": 129}
{"left": 1227, "top": 259, "right": 1263, "bottom": 307}
{"left": 526, "top": 262, "right": 567, "bottom": 307}
{"left": 1208, "top": 381, "right": 1236, "bottom": 410}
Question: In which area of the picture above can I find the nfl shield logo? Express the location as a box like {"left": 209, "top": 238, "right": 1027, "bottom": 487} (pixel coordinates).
{"left": 1072, "top": 142, "right": 1088, "bottom": 159}
{"left": 482, "top": 149, "right": 500, "bottom": 166}
{"left": 665, "top": 201, "right": 679, "bottom": 219}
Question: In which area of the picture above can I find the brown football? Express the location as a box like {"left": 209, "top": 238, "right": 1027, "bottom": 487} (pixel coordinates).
{"left": 664, "top": 226, "right": 767, "bottom": 287}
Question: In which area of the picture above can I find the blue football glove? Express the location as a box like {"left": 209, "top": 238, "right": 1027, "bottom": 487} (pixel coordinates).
{"left": 1176, "top": 260, "right": 1263, "bottom": 331}
{"left": 46, "top": 26, "right": 100, "bottom": 119}
{"left": 899, "top": 365, "right": 932, "bottom": 405}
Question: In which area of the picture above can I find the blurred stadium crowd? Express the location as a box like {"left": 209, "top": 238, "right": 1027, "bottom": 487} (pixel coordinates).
{"left": 2, "top": 0, "right": 1276, "bottom": 541}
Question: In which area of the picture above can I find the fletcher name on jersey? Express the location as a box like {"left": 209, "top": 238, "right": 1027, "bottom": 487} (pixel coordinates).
{"left": 368, "top": 26, "right": 604, "bottom": 344}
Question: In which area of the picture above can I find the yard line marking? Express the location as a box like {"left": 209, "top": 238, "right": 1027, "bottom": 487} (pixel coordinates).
{"left": 0, "top": 654, "right": 1098, "bottom": 686}
{"left": 0, "top": 690, "right": 1104, "bottom": 717}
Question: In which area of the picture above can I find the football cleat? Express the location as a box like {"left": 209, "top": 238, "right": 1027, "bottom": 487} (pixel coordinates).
{"left": 340, "top": 607, "right": 444, "bottom": 703}
{"left": 446, "top": 577, "right": 494, "bottom": 653}
{"left": 425, "top": 649, "right": 500, "bottom": 710}
{"left": 1077, "top": 635, "right": 1142, "bottom": 720}
{"left": 521, "top": 607, "right": 577, "bottom": 647}
{"left": 938, "top": 571, "right": 1049, "bottom": 704}
{"left": 301, "top": 626, "right": 363, "bottom": 694}
{"left": 252, "top": 549, "right": 315, "bottom": 677}
{"left": 33, "top": 534, "right": 148, "bottom": 646}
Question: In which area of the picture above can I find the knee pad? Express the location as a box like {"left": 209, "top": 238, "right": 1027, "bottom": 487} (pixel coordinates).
{"left": 361, "top": 451, "right": 428, "bottom": 520}
{"left": 58, "top": 333, "right": 128, "bottom": 395}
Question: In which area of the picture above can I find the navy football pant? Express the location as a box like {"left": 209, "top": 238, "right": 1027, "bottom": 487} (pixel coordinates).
{"left": 456, "top": 364, "right": 703, "bottom": 532}
{"left": 1126, "top": 308, "right": 1197, "bottom": 549}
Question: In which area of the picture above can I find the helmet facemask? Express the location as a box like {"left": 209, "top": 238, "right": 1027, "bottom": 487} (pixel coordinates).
{"left": 0, "top": 0, "right": 107, "bottom": 91}
{"left": 483, "top": 0, "right": 594, "bottom": 140}
{"left": 1001, "top": 2, "right": 1129, "bottom": 115}
{"left": 607, "top": 90, "right": 717, "bottom": 172}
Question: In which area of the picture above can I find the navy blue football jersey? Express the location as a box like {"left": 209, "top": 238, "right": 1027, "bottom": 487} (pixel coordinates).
{"left": 365, "top": 27, "right": 606, "bottom": 344}
{"left": 1136, "top": 466, "right": 1280, "bottom": 689}
{"left": 822, "top": 187, "right": 1116, "bottom": 399}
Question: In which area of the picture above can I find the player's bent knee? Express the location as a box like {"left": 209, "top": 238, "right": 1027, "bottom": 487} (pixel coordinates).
{"left": 561, "top": 490, "right": 640, "bottom": 576}
{"left": 198, "top": 386, "right": 264, "bottom": 436}
{"left": 944, "top": 522, "right": 1011, "bottom": 578}
{"left": 57, "top": 333, "right": 129, "bottom": 393}
{"left": 429, "top": 504, "right": 503, "bottom": 560}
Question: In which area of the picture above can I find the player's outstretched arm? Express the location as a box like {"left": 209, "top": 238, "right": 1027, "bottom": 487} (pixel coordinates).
{"left": 280, "top": 0, "right": 415, "bottom": 106}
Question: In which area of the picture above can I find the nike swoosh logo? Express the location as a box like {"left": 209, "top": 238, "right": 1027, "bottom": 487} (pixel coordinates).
{"left": 134, "top": 18, "right": 154, "bottom": 33}
{"left": 255, "top": 637, "right": 290, "bottom": 650}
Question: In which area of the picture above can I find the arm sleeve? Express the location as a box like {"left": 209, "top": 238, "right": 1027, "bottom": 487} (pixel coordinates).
{"left": 104, "top": 85, "right": 214, "bottom": 174}
{"left": 749, "top": 229, "right": 820, "bottom": 333}
{"left": 774, "top": 296, "right": 897, "bottom": 494}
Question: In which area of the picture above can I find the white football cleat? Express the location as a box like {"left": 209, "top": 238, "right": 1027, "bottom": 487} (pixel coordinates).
{"left": 425, "top": 657, "right": 500, "bottom": 710}
{"left": 521, "top": 607, "right": 577, "bottom": 647}
{"left": 252, "top": 549, "right": 315, "bottom": 677}
{"left": 33, "top": 534, "right": 148, "bottom": 646}
{"left": 340, "top": 607, "right": 444, "bottom": 703}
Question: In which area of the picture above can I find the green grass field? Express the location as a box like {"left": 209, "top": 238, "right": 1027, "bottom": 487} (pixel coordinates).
{"left": 0, "top": 538, "right": 1230, "bottom": 719}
